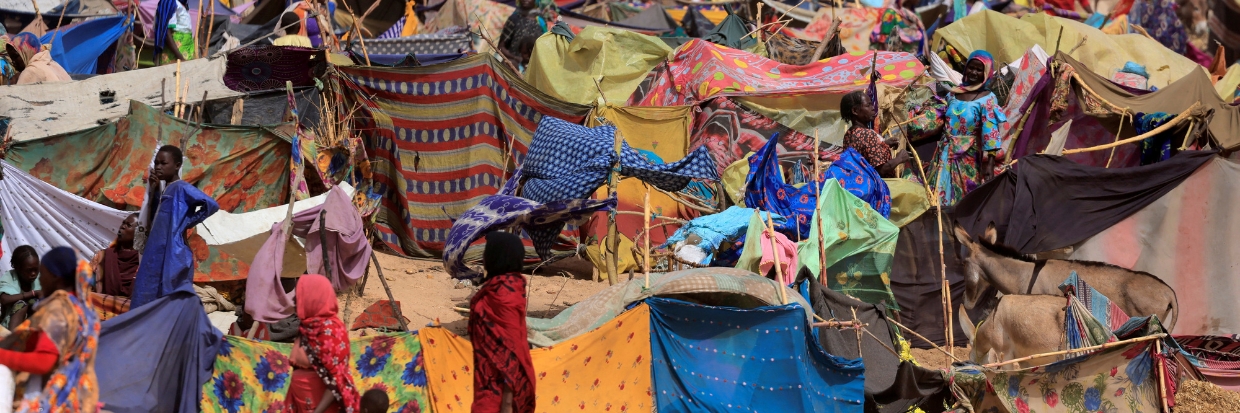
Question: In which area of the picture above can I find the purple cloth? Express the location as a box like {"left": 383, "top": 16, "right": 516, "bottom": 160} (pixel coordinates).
{"left": 245, "top": 186, "right": 370, "bottom": 323}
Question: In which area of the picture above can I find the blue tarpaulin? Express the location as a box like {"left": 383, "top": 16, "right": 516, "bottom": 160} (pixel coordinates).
{"left": 647, "top": 297, "right": 866, "bottom": 412}
{"left": 39, "top": 15, "right": 131, "bottom": 75}
{"left": 96, "top": 291, "right": 222, "bottom": 413}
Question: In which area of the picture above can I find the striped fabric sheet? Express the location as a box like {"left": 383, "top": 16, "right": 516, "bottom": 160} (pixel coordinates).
{"left": 340, "top": 55, "right": 591, "bottom": 257}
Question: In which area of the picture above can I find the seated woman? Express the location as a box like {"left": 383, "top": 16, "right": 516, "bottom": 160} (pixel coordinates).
{"left": 921, "top": 50, "right": 1008, "bottom": 206}
{"left": 92, "top": 213, "right": 140, "bottom": 298}
{"left": 840, "top": 91, "right": 910, "bottom": 178}
{"left": 0, "top": 246, "right": 100, "bottom": 412}
{"left": 286, "top": 274, "right": 359, "bottom": 413}
{"left": 0, "top": 246, "right": 40, "bottom": 329}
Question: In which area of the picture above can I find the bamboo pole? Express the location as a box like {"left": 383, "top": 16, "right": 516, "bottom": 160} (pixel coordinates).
{"left": 205, "top": 0, "right": 218, "bottom": 57}
{"left": 984, "top": 334, "right": 1167, "bottom": 369}
{"left": 193, "top": 0, "right": 204, "bottom": 58}
{"left": 1156, "top": 339, "right": 1169, "bottom": 413}
{"left": 1061, "top": 103, "right": 1201, "bottom": 155}
{"left": 811, "top": 320, "right": 867, "bottom": 329}
{"left": 173, "top": 60, "right": 182, "bottom": 117}
{"left": 765, "top": 213, "right": 787, "bottom": 305}
{"left": 814, "top": 131, "right": 826, "bottom": 279}
{"left": 643, "top": 188, "right": 651, "bottom": 289}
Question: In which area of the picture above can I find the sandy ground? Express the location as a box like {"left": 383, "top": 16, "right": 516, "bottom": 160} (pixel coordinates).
{"left": 341, "top": 252, "right": 613, "bottom": 337}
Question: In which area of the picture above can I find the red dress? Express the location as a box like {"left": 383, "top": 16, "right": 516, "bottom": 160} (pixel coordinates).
{"left": 469, "top": 273, "right": 536, "bottom": 413}
{"left": 286, "top": 338, "right": 340, "bottom": 413}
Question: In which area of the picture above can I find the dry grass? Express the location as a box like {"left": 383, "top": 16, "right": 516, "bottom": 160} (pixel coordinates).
{"left": 909, "top": 345, "right": 972, "bottom": 370}
{"left": 1175, "top": 380, "right": 1240, "bottom": 412}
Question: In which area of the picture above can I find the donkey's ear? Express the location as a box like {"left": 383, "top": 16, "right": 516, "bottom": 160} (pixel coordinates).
{"left": 952, "top": 223, "right": 972, "bottom": 245}
{"left": 983, "top": 222, "right": 998, "bottom": 245}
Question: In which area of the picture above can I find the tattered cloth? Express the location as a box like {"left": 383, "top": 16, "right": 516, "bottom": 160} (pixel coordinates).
{"left": 648, "top": 297, "right": 866, "bottom": 412}
{"left": 350, "top": 300, "right": 410, "bottom": 331}
{"left": 628, "top": 39, "right": 923, "bottom": 106}
{"left": 443, "top": 194, "right": 615, "bottom": 279}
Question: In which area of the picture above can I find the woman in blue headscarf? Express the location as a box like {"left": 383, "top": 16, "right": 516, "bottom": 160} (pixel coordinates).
{"left": 919, "top": 50, "right": 1008, "bottom": 206}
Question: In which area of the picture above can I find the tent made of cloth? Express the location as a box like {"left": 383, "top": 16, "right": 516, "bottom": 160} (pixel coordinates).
{"left": 889, "top": 206, "right": 988, "bottom": 348}
{"left": 38, "top": 14, "right": 130, "bottom": 75}
{"left": 0, "top": 57, "right": 242, "bottom": 141}
{"left": 932, "top": 10, "right": 1197, "bottom": 88}
{"left": 6, "top": 101, "right": 298, "bottom": 282}
{"left": 135, "top": 0, "right": 236, "bottom": 37}
{"left": 338, "top": 54, "right": 592, "bottom": 258}
{"left": 627, "top": 39, "right": 924, "bottom": 106}
{"left": 421, "top": 0, "right": 511, "bottom": 53}
{"left": 526, "top": 267, "right": 811, "bottom": 347}
{"left": 347, "top": 32, "right": 473, "bottom": 56}
{"left": 788, "top": 7, "right": 886, "bottom": 54}
{"left": 1054, "top": 53, "right": 1240, "bottom": 153}
{"left": 526, "top": 26, "right": 673, "bottom": 106}
{"left": 1067, "top": 156, "right": 1240, "bottom": 336}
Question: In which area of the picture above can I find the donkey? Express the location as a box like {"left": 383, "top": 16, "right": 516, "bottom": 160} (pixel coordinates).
{"left": 961, "top": 294, "right": 1066, "bottom": 369}
{"left": 952, "top": 223, "right": 1179, "bottom": 332}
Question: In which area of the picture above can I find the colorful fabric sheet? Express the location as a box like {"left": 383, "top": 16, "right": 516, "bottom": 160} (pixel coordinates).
{"left": 628, "top": 40, "right": 923, "bottom": 106}
{"left": 522, "top": 116, "right": 617, "bottom": 203}
{"left": 736, "top": 209, "right": 799, "bottom": 285}
{"left": 340, "top": 55, "right": 591, "bottom": 258}
{"left": 200, "top": 336, "right": 294, "bottom": 413}
{"left": 662, "top": 207, "right": 782, "bottom": 265}
{"left": 419, "top": 304, "right": 654, "bottom": 413}
{"left": 443, "top": 195, "right": 615, "bottom": 279}
{"left": 526, "top": 26, "right": 672, "bottom": 106}
{"left": 349, "top": 332, "right": 432, "bottom": 413}
{"left": 5, "top": 101, "right": 294, "bottom": 282}
{"left": 797, "top": 179, "right": 900, "bottom": 309}
{"left": 352, "top": 33, "right": 473, "bottom": 56}
{"left": 949, "top": 342, "right": 1162, "bottom": 413}
{"left": 422, "top": 0, "right": 512, "bottom": 53}
{"left": 223, "top": 46, "right": 324, "bottom": 92}
{"left": 647, "top": 297, "right": 865, "bottom": 412}
{"left": 688, "top": 97, "right": 843, "bottom": 178}
{"left": 618, "top": 141, "right": 718, "bottom": 193}
{"left": 795, "top": 7, "right": 884, "bottom": 53}
{"left": 1060, "top": 272, "right": 1131, "bottom": 333}
{"left": 350, "top": 301, "right": 409, "bottom": 331}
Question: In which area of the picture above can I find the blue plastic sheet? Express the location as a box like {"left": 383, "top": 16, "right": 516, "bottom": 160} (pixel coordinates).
{"left": 97, "top": 291, "right": 222, "bottom": 413}
{"left": 648, "top": 297, "right": 865, "bottom": 412}
{"left": 40, "top": 15, "right": 130, "bottom": 75}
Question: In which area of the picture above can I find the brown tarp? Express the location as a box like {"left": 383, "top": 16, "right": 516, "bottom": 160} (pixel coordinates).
{"left": 1061, "top": 53, "right": 1240, "bottom": 153}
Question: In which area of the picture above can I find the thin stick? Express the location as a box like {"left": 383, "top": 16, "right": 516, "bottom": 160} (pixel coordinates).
{"left": 351, "top": 13, "right": 372, "bottom": 66}
{"left": 765, "top": 213, "right": 787, "bottom": 304}
{"left": 810, "top": 17, "right": 841, "bottom": 61}
{"left": 814, "top": 131, "right": 826, "bottom": 279}
{"left": 889, "top": 317, "right": 963, "bottom": 363}
{"left": 643, "top": 187, "right": 651, "bottom": 289}
{"left": 205, "top": 0, "right": 218, "bottom": 57}
{"left": 370, "top": 252, "right": 410, "bottom": 331}
{"left": 1104, "top": 110, "right": 1128, "bottom": 168}
{"left": 811, "top": 320, "right": 867, "bottom": 328}
{"left": 985, "top": 334, "right": 1168, "bottom": 369}
{"left": 1062, "top": 103, "right": 1200, "bottom": 154}
{"left": 48, "top": 0, "right": 70, "bottom": 46}
{"left": 544, "top": 272, "right": 571, "bottom": 317}
{"left": 1156, "top": 339, "right": 1169, "bottom": 413}
{"left": 193, "top": 0, "right": 204, "bottom": 58}
{"left": 174, "top": 60, "right": 182, "bottom": 118}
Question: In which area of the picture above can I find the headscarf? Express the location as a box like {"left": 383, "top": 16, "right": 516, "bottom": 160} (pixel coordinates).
{"left": 5, "top": 32, "right": 39, "bottom": 71}
{"left": 4, "top": 255, "right": 99, "bottom": 413}
{"left": 483, "top": 231, "right": 524, "bottom": 278}
{"left": 101, "top": 241, "right": 140, "bottom": 297}
{"left": 296, "top": 274, "right": 359, "bottom": 412}
{"left": 950, "top": 50, "right": 995, "bottom": 94}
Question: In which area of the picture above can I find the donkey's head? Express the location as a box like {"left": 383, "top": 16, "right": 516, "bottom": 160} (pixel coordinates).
{"left": 952, "top": 221, "right": 998, "bottom": 309}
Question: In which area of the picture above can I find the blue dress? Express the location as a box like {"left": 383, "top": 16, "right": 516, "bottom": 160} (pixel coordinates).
{"left": 130, "top": 180, "right": 219, "bottom": 308}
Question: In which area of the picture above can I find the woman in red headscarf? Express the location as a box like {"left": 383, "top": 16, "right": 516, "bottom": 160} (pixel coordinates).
{"left": 286, "top": 274, "right": 359, "bottom": 413}
{"left": 470, "top": 231, "right": 536, "bottom": 413}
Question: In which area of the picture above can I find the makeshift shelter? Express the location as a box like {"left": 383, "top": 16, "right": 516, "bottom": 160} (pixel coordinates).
{"left": 38, "top": 14, "right": 131, "bottom": 75}
{"left": 526, "top": 26, "right": 673, "bottom": 106}
{"left": 422, "top": 0, "right": 512, "bottom": 52}
{"left": 0, "top": 57, "right": 242, "bottom": 141}
{"left": 933, "top": 10, "right": 1198, "bottom": 88}
{"left": 6, "top": 101, "right": 297, "bottom": 281}
{"left": 790, "top": 7, "right": 885, "bottom": 53}
{"left": 348, "top": 32, "right": 473, "bottom": 56}
{"left": 889, "top": 206, "right": 985, "bottom": 348}
{"left": 338, "top": 54, "right": 592, "bottom": 258}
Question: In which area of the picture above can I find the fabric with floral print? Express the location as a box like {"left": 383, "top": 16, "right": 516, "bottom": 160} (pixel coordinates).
{"left": 920, "top": 93, "right": 1007, "bottom": 206}
{"left": 419, "top": 304, "right": 654, "bottom": 413}
{"left": 349, "top": 332, "right": 431, "bottom": 413}
{"left": 869, "top": 8, "right": 924, "bottom": 55}
{"left": 842, "top": 126, "right": 893, "bottom": 170}
{"left": 628, "top": 40, "right": 923, "bottom": 106}
{"left": 796, "top": 179, "right": 900, "bottom": 309}
{"left": 949, "top": 342, "right": 1161, "bottom": 413}
{"left": 201, "top": 337, "right": 295, "bottom": 413}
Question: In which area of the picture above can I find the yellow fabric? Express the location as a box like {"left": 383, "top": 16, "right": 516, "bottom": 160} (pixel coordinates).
{"left": 721, "top": 156, "right": 750, "bottom": 206}
{"left": 526, "top": 27, "right": 672, "bottom": 106}
{"left": 932, "top": 10, "right": 1199, "bottom": 88}
{"left": 883, "top": 178, "right": 930, "bottom": 228}
{"left": 664, "top": 7, "right": 728, "bottom": 25}
{"left": 402, "top": 0, "right": 420, "bottom": 37}
{"left": 420, "top": 305, "right": 654, "bottom": 413}
{"left": 583, "top": 232, "right": 639, "bottom": 275}
{"left": 1216, "top": 64, "right": 1240, "bottom": 101}
{"left": 273, "top": 35, "right": 313, "bottom": 47}
{"left": 1100, "top": 14, "right": 1129, "bottom": 35}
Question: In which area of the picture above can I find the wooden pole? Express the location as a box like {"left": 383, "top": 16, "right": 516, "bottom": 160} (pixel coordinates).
{"left": 173, "top": 60, "right": 182, "bottom": 118}
{"left": 984, "top": 334, "right": 1167, "bottom": 369}
{"left": 1156, "top": 339, "right": 1170, "bottom": 413}
{"left": 319, "top": 209, "right": 332, "bottom": 281}
{"left": 765, "top": 213, "right": 787, "bottom": 304}
{"left": 370, "top": 252, "right": 410, "bottom": 331}
{"left": 193, "top": 0, "right": 204, "bottom": 58}
{"left": 1061, "top": 103, "right": 1200, "bottom": 154}
{"left": 889, "top": 317, "right": 963, "bottom": 363}
{"left": 810, "top": 17, "right": 841, "bottom": 61}
{"left": 643, "top": 187, "right": 651, "bottom": 289}
{"left": 205, "top": 0, "right": 218, "bottom": 57}
{"left": 814, "top": 131, "right": 825, "bottom": 279}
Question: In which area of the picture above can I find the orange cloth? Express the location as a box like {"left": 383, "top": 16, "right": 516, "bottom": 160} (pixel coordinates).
{"left": 16, "top": 50, "right": 71, "bottom": 84}
{"left": 420, "top": 304, "right": 654, "bottom": 413}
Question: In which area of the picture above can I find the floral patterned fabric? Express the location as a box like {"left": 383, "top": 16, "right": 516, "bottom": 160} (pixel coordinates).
{"left": 949, "top": 342, "right": 1162, "bottom": 413}
{"left": 349, "top": 332, "right": 431, "bottom": 413}
{"left": 419, "top": 304, "right": 654, "bottom": 413}
{"left": 843, "top": 126, "right": 892, "bottom": 170}
{"left": 869, "top": 8, "right": 924, "bottom": 55}
{"left": 921, "top": 93, "right": 1007, "bottom": 206}
{"left": 201, "top": 337, "right": 295, "bottom": 413}
{"left": 629, "top": 40, "right": 923, "bottom": 106}
{"left": 1129, "top": 0, "right": 1188, "bottom": 54}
